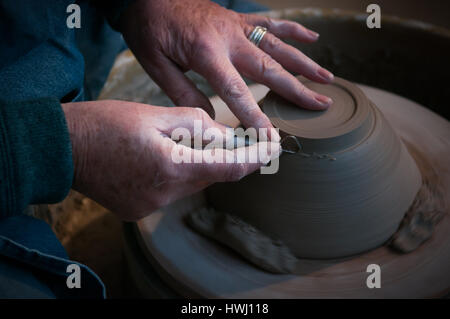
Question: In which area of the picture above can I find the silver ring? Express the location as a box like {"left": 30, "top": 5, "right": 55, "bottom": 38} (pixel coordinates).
{"left": 248, "top": 26, "right": 267, "bottom": 47}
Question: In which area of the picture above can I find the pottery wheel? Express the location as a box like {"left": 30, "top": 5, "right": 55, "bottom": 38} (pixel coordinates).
{"left": 134, "top": 84, "right": 450, "bottom": 298}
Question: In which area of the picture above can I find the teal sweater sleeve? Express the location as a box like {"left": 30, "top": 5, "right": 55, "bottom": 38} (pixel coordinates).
{"left": 0, "top": 98, "right": 73, "bottom": 218}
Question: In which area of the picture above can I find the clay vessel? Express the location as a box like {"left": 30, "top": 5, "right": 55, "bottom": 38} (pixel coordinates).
{"left": 207, "top": 77, "right": 422, "bottom": 259}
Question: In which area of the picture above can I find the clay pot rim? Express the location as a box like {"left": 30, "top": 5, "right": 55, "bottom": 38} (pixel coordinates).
{"left": 262, "top": 77, "right": 371, "bottom": 142}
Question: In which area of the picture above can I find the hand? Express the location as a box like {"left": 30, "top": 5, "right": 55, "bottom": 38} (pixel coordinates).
{"left": 62, "top": 100, "right": 280, "bottom": 221}
{"left": 120, "top": 0, "right": 334, "bottom": 133}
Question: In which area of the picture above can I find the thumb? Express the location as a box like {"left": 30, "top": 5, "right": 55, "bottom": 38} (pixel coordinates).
{"left": 171, "top": 141, "right": 282, "bottom": 182}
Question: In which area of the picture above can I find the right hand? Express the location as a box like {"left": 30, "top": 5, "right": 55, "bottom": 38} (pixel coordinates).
{"left": 62, "top": 100, "right": 280, "bottom": 221}
{"left": 120, "top": 0, "right": 334, "bottom": 134}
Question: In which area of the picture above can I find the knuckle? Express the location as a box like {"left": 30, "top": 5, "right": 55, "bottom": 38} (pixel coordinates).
{"left": 265, "top": 34, "right": 283, "bottom": 51}
{"left": 193, "top": 107, "right": 214, "bottom": 129}
{"left": 192, "top": 107, "right": 210, "bottom": 121}
{"left": 242, "top": 23, "right": 255, "bottom": 38}
{"left": 193, "top": 35, "right": 217, "bottom": 57}
{"left": 223, "top": 77, "right": 248, "bottom": 100}
{"left": 262, "top": 17, "right": 274, "bottom": 29}
{"left": 259, "top": 54, "right": 282, "bottom": 77}
{"left": 298, "top": 84, "right": 307, "bottom": 96}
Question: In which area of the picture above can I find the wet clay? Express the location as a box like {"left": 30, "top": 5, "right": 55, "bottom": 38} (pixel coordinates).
{"left": 207, "top": 77, "right": 422, "bottom": 259}
{"left": 186, "top": 208, "right": 297, "bottom": 274}
{"left": 389, "top": 141, "right": 447, "bottom": 252}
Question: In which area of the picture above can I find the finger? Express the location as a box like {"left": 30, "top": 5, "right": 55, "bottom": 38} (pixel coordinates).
{"left": 233, "top": 43, "right": 332, "bottom": 110}
{"left": 169, "top": 141, "right": 282, "bottom": 183}
{"left": 144, "top": 53, "right": 215, "bottom": 117}
{"left": 257, "top": 32, "right": 334, "bottom": 84}
{"left": 244, "top": 14, "right": 319, "bottom": 42}
{"left": 192, "top": 53, "right": 275, "bottom": 134}
{"left": 157, "top": 107, "right": 228, "bottom": 143}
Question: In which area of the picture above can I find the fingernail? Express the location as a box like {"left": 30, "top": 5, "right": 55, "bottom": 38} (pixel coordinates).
{"left": 315, "top": 95, "right": 333, "bottom": 107}
{"left": 308, "top": 30, "right": 319, "bottom": 39}
{"left": 318, "top": 68, "right": 334, "bottom": 82}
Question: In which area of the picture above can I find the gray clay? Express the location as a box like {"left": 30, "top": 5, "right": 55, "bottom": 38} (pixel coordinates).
{"left": 207, "top": 77, "right": 423, "bottom": 259}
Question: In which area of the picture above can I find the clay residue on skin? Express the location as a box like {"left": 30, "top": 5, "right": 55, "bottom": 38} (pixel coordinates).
{"left": 388, "top": 141, "right": 447, "bottom": 253}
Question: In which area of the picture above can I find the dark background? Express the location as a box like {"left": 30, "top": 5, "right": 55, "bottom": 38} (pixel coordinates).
{"left": 256, "top": 0, "right": 450, "bottom": 28}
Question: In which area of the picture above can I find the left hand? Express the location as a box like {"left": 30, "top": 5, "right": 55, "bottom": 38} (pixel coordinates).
{"left": 62, "top": 100, "right": 279, "bottom": 221}
{"left": 120, "top": 0, "right": 334, "bottom": 133}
